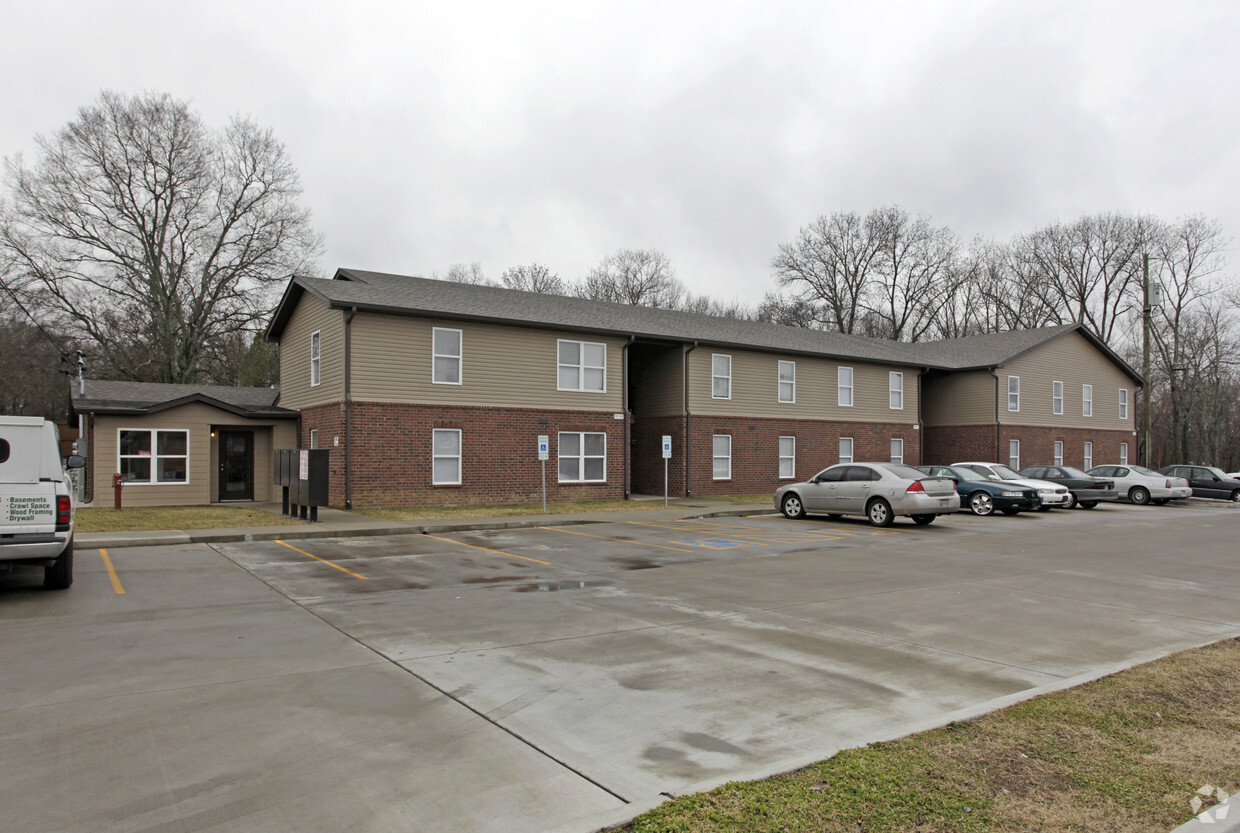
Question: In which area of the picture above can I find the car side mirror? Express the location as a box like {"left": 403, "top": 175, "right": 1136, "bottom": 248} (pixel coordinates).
{"left": 66, "top": 455, "right": 86, "bottom": 469}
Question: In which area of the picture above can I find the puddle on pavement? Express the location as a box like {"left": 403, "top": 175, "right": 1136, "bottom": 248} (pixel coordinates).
{"left": 513, "top": 579, "right": 611, "bottom": 593}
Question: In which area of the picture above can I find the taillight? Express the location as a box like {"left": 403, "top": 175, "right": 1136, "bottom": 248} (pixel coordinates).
{"left": 1165, "top": 479, "right": 1173, "bottom": 488}
{"left": 56, "top": 495, "right": 71, "bottom": 529}
{"left": 906, "top": 480, "right": 926, "bottom": 494}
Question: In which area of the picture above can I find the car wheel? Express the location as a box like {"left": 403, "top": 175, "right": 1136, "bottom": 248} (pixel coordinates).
{"left": 1001, "top": 508, "right": 1021, "bottom": 515}
{"left": 1079, "top": 501, "right": 1098, "bottom": 509}
{"left": 866, "top": 498, "right": 894, "bottom": 527}
{"left": 780, "top": 493, "right": 806, "bottom": 520}
{"left": 968, "top": 491, "right": 995, "bottom": 516}
{"left": 1129, "top": 486, "right": 1151, "bottom": 505}
{"left": 1062, "top": 492, "right": 1078, "bottom": 510}
{"left": 911, "top": 514, "right": 935, "bottom": 525}
{"left": 1231, "top": 491, "right": 1240, "bottom": 503}
{"left": 44, "top": 537, "right": 73, "bottom": 590}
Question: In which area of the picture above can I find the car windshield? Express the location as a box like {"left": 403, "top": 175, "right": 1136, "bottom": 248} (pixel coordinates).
{"left": 878, "top": 463, "right": 933, "bottom": 480}
{"left": 1060, "top": 466, "right": 1090, "bottom": 477}
{"left": 990, "top": 464, "right": 1022, "bottom": 479}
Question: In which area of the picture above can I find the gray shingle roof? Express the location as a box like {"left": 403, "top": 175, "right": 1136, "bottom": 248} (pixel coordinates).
{"left": 72, "top": 380, "right": 297, "bottom": 418}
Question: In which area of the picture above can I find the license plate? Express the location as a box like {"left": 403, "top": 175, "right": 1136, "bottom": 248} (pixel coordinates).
{"left": 939, "top": 498, "right": 950, "bottom": 506}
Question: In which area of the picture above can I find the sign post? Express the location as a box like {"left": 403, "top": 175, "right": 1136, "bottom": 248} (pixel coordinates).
{"left": 661, "top": 435, "right": 672, "bottom": 508}
{"left": 537, "top": 435, "right": 549, "bottom": 513}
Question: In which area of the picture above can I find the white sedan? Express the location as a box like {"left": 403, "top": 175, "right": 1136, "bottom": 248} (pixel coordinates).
{"left": 1087, "top": 464, "right": 1191, "bottom": 505}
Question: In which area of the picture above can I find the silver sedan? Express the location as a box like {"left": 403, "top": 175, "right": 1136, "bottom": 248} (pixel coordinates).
{"left": 1087, "top": 464, "right": 1191, "bottom": 505}
{"left": 775, "top": 462, "right": 960, "bottom": 527}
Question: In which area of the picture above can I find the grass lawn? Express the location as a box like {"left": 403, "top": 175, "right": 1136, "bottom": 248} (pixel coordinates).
{"left": 77, "top": 505, "right": 305, "bottom": 532}
{"left": 622, "top": 638, "right": 1240, "bottom": 833}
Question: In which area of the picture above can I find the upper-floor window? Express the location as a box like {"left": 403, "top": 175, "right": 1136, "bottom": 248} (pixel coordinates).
{"left": 119, "top": 429, "right": 188, "bottom": 484}
{"left": 432, "top": 327, "right": 462, "bottom": 385}
{"left": 1052, "top": 381, "right": 1063, "bottom": 415}
{"left": 1053, "top": 440, "right": 1064, "bottom": 465}
{"left": 778, "top": 361, "right": 795, "bottom": 403}
{"left": 889, "top": 372, "right": 904, "bottom": 410}
{"left": 310, "top": 330, "right": 321, "bottom": 387}
{"left": 1007, "top": 376, "right": 1020, "bottom": 411}
{"left": 838, "top": 367, "right": 854, "bottom": 407}
{"left": 712, "top": 354, "right": 732, "bottom": 399}
{"left": 558, "top": 340, "right": 606, "bottom": 392}
{"left": 1082, "top": 384, "right": 1093, "bottom": 417}
{"left": 1118, "top": 388, "right": 1128, "bottom": 420}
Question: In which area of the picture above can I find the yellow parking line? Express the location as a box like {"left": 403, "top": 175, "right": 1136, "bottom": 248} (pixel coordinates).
{"left": 274, "top": 540, "right": 368, "bottom": 579}
{"left": 423, "top": 534, "right": 552, "bottom": 565}
{"left": 98, "top": 548, "right": 125, "bottom": 594}
{"left": 539, "top": 526, "right": 698, "bottom": 553}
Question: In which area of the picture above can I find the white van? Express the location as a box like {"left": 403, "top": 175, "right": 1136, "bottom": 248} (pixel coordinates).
{"left": 0, "top": 416, "right": 85, "bottom": 589}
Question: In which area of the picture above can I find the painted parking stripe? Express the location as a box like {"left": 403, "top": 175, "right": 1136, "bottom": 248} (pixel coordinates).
{"left": 538, "top": 526, "right": 699, "bottom": 553}
{"left": 423, "top": 534, "right": 552, "bottom": 565}
{"left": 274, "top": 540, "right": 369, "bottom": 579}
{"left": 98, "top": 548, "right": 125, "bottom": 594}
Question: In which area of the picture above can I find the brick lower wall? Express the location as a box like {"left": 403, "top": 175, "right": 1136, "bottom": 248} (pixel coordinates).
{"left": 924, "top": 423, "right": 1138, "bottom": 468}
{"left": 923, "top": 424, "right": 1000, "bottom": 465}
{"left": 632, "top": 415, "right": 686, "bottom": 495}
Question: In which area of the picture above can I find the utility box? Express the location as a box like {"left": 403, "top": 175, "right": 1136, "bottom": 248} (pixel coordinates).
{"left": 275, "top": 448, "right": 329, "bottom": 520}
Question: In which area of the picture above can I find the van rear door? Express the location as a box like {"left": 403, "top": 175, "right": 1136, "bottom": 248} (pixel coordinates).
{"left": 0, "top": 417, "right": 57, "bottom": 533}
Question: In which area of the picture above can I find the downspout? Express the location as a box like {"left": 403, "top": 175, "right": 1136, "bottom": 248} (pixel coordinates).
{"left": 344, "top": 307, "right": 357, "bottom": 509}
{"left": 916, "top": 369, "right": 927, "bottom": 465}
{"left": 622, "top": 336, "right": 634, "bottom": 500}
{"left": 683, "top": 341, "right": 698, "bottom": 496}
{"left": 991, "top": 368, "right": 1001, "bottom": 462}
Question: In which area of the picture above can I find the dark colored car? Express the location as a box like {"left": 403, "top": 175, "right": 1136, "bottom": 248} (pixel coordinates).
{"left": 1158, "top": 465, "right": 1240, "bottom": 502}
{"left": 917, "top": 465, "right": 1041, "bottom": 516}
{"left": 1018, "top": 465, "right": 1119, "bottom": 509}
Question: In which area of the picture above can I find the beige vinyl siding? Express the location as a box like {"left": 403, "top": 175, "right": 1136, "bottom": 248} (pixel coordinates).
{"left": 350, "top": 313, "right": 626, "bottom": 411}
{"left": 688, "top": 349, "right": 919, "bottom": 422}
{"left": 632, "top": 348, "right": 684, "bottom": 417}
{"left": 92, "top": 404, "right": 296, "bottom": 507}
{"left": 1000, "top": 331, "right": 1136, "bottom": 430}
{"left": 922, "top": 370, "right": 996, "bottom": 426}
{"left": 277, "top": 294, "right": 346, "bottom": 409}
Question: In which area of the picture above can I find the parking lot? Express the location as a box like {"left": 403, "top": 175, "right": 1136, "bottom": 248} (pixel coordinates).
{"left": 4, "top": 502, "right": 1240, "bottom": 833}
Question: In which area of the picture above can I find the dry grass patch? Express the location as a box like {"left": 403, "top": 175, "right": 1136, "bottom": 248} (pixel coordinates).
{"left": 77, "top": 506, "right": 304, "bottom": 532}
{"left": 623, "top": 639, "right": 1240, "bottom": 833}
{"left": 357, "top": 499, "right": 681, "bottom": 521}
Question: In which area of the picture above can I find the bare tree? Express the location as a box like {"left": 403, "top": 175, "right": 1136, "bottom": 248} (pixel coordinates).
{"left": 770, "top": 211, "right": 881, "bottom": 334}
{"left": 577, "top": 248, "right": 685, "bottom": 308}
{"left": 442, "top": 262, "right": 490, "bottom": 285}
{"left": 866, "top": 205, "right": 959, "bottom": 341}
{"left": 0, "top": 91, "right": 322, "bottom": 384}
{"left": 755, "top": 291, "right": 825, "bottom": 328}
{"left": 499, "top": 262, "right": 565, "bottom": 294}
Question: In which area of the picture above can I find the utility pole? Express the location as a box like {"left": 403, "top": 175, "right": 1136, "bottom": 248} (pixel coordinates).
{"left": 1141, "top": 253, "right": 1151, "bottom": 468}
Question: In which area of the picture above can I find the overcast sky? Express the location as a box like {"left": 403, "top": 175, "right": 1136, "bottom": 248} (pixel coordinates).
{"left": 4, "top": 0, "right": 1237, "bottom": 306}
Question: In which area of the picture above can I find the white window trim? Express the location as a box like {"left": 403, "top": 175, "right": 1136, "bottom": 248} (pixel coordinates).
{"left": 556, "top": 339, "right": 608, "bottom": 393}
{"left": 838, "top": 367, "right": 854, "bottom": 407}
{"left": 777, "top": 360, "right": 796, "bottom": 404}
{"left": 310, "top": 330, "right": 321, "bottom": 387}
{"left": 890, "top": 437, "right": 904, "bottom": 464}
{"left": 1053, "top": 440, "right": 1064, "bottom": 466}
{"left": 1118, "top": 388, "right": 1128, "bottom": 420}
{"left": 712, "top": 354, "right": 732, "bottom": 400}
{"left": 432, "top": 327, "right": 463, "bottom": 386}
{"left": 839, "top": 436, "right": 854, "bottom": 465}
{"left": 557, "top": 431, "right": 607, "bottom": 483}
{"left": 778, "top": 435, "right": 795, "bottom": 479}
{"left": 117, "top": 428, "right": 190, "bottom": 486}
{"left": 1008, "top": 375, "right": 1020, "bottom": 412}
{"left": 1083, "top": 441, "right": 1093, "bottom": 470}
{"left": 1052, "top": 380, "right": 1063, "bottom": 416}
{"left": 712, "top": 434, "right": 732, "bottom": 480}
{"left": 889, "top": 371, "right": 904, "bottom": 410}
{"left": 432, "top": 428, "right": 462, "bottom": 485}
{"left": 1119, "top": 441, "right": 1129, "bottom": 465}
{"left": 1008, "top": 439, "right": 1020, "bottom": 470}
{"left": 1082, "top": 384, "right": 1093, "bottom": 417}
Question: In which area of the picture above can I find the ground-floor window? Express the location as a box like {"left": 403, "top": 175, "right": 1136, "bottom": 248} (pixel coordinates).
{"left": 889, "top": 438, "right": 904, "bottom": 464}
{"left": 839, "top": 437, "right": 853, "bottom": 464}
{"left": 712, "top": 434, "right": 732, "bottom": 480}
{"left": 559, "top": 432, "right": 606, "bottom": 482}
{"left": 119, "top": 429, "right": 188, "bottom": 483}
{"left": 778, "top": 436, "right": 795, "bottom": 479}
{"left": 1008, "top": 439, "right": 1020, "bottom": 470}
{"left": 1119, "top": 441, "right": 1128, "bottom": 465}
{"left": 433, "top": 429, "right": 462, "bottom": 485}
{"left": 309, "top": 429, "right": 319, "bottom": 449}
{"left": 1053, "top": 440, "right": 1064, "bottom": 465}
{"left": 1082, "top": 441, "right": 1093, "bottom": 470}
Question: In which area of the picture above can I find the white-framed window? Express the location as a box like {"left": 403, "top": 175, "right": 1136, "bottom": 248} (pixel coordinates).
{"left": 1007, "top": 375, "right": 1020, "bottom": 411}
{"left": 309, "top": 429, "right": 319, "bottom": 449}
{"left": 1053, "top": 440, "right": 1064, "bottom": 465}
{"left": 778, "top": 436, "right": 795, "bottom": 479}
{"left": 432, "top": 327, "right": 462, "bottom": 385}
{"left": 1008, "top": 439, "right": 1020, "bottom": 470}
{"left": 1052, "top": 380, "right": 1063, "bottom": 415}
{"left": 1119, "top": 441, "right": 1129, "bottom": 465}
{"left": 712, "top": 434, "right": 732, "bottom": 480}
{"left": 838, "top": 367, "right": 854, "bottom": 407}
{"left": 1082, "top": 384, "right": 1093, "bottom": 417}
{"left": 889, "top": 371, "right": 904, "bottom": 410}
{"left": 432, "top": 428, "right": 462, "bottom": 485}
{"left": 778, "top": 360, "right": 796, "bottom": 403}
{"left": 890, "top": 438, "right": 904, "bottom": 464}
{"left": 1083, "top": 441, "right": 1093, "bottom": 470}
{"left": 310, "top": 330, "right": 321, "bottom": 387}
{"left": 118, "top": 429, "right": 188, "bottom": 484}
{"left": 557, "top": 340, "right": 607, "bottom": 392}
{"left": 1119, "top": 388, "right": 1128, "bottom": 420}
{"left": 839, "top": 437, "right": 854, "bottom": 464}
{"left": 712, "top": 354, "right": 732, "bottom": 399}
{"left": 558, "top": 431, "right": 606, "bottom": 482}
